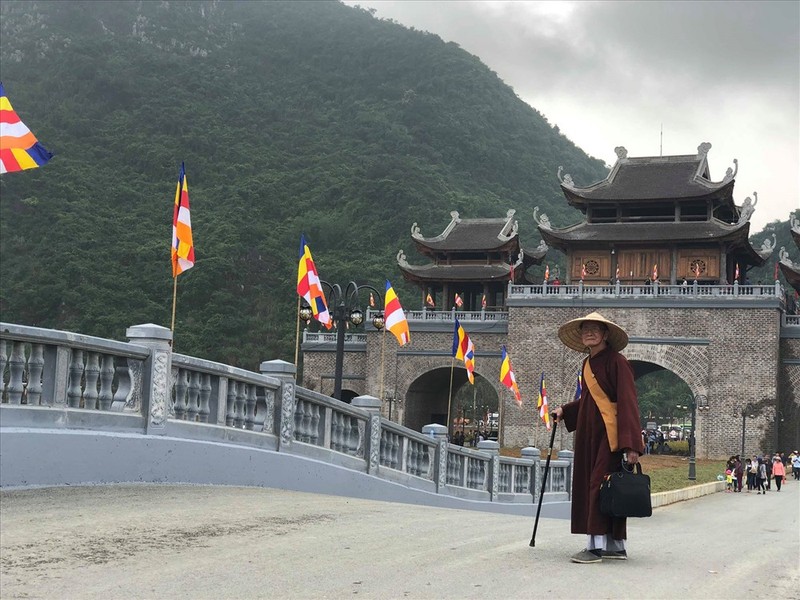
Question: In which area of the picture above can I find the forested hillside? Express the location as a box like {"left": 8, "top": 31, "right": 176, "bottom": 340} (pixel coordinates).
{"left": 1, "top": 1, "right": 793, "bottom": 371}
{"left": 0, "top": 0, "right": 608, "bottom": 366}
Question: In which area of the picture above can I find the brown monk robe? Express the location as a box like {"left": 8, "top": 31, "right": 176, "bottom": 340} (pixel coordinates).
{"left": 560, "top": 346, "right": 644, "bottom": 540}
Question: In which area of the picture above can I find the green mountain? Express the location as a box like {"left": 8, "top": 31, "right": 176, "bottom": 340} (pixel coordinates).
{"left": 0, "top": 0, "right": 673, "bottom": 367}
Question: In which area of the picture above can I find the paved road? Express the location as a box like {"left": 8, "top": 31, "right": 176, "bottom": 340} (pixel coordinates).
{"left": 1, "top": 481, "right": 798, "bottom": 599}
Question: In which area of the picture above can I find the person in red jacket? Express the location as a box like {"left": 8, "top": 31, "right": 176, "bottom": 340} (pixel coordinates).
{"left": 771, "top": 454, "right": 786, "bottom": 491}
{"left": 553, "top": 311, "right": 644, "bottom": 564}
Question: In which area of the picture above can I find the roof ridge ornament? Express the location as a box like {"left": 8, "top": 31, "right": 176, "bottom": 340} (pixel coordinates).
{"left": 697, "top": 142, "right": 712, "bottom": 158}
{"left": 396, "top": 249, "right": 409, "bottom": 267}
{"left": 721, "top": 158, "right": 738, "bottom": 184}
{"left": 557, "top": 166, "right": 575, "bottom": 188}
{"left": 411, "top": 222, "right": 422, "bottom": 239}
{"left": 779, "top": 246, "right": 793, "bottom": 266}
{"left": 533, "top": 206, "right": 552, "bottom": 230}
{"left": 791, "top": 214, "right": 799, "bottom": 232}
{"left": 614, "top": 146, "right": 628, "bottom": 160}
{"left": 737, "top": 191, "right": 758, "bottom": 224}
{"left": 759, "top": 234, "right": 777, "bottom": 257}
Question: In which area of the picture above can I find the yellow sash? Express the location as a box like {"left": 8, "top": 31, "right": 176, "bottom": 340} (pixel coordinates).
{"left": 583, "top": 360, "right": 619, "bottom": 451}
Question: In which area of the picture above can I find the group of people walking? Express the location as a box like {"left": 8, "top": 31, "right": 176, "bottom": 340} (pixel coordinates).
{"left": 724, "top": 451, "right": 800, "bottom": 493}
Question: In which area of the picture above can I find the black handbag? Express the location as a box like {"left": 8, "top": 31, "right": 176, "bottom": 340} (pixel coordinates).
{"left": 599, "top": 462, "right": 652, "bottom": 518}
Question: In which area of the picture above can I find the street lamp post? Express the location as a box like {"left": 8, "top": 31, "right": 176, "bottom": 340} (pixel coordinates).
{"left": 740, "top": 404, "right": 757, "bottom": 457}
{"left": 678, "top": 394, "right": 709, "bottom": 480}
{"left": 299, "top": 281, "right": 384, "bottom": 401}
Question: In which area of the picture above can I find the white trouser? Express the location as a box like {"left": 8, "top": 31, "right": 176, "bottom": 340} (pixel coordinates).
{"left": 586, "top": 534, "right": 626, "bottom": 552}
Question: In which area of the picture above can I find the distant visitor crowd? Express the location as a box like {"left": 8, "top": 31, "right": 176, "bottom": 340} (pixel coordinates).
{"left": 723, "top": 451, "right": 800, "bottom": 493}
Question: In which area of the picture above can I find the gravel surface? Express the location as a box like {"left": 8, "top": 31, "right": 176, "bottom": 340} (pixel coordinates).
{"left": 1, "top": 482, "right": 798, "bottom": 599}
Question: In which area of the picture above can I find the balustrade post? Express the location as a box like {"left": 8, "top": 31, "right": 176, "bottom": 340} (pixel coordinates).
{"left": 126, "top": 324, "right": 173, "bottom": 435}
{"left": 477, "top": 440, "right": 500, "bottom": 499}
{"left": 352, "top": 395, "right": 382, "bottom": 474}
{"left": 260, "top": 359, "right": 297, "bottom": 452}
{"left": 522, "top": 446, "right": 541, "bottom": 503}
{"left": 558, "top": 449, "right": 575, "bottom": 498}
{"left": 423, "top": 423, "right": 448, "bottom": 493}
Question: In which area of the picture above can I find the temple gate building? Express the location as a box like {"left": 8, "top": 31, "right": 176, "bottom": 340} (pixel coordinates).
{"left": 302, "top": 144, "right": 800, "bottom": 457}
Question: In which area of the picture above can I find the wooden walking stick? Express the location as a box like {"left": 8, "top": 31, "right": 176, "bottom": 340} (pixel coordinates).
{"left": 530, "top": 417, "right": 559, "bottom": 547}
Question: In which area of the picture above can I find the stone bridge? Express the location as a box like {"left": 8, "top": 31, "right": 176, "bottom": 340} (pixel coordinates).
{"left": 0, "top": 322, "right": 571, "bottom": 516}
{"left": 302, "top": 282, "right": 800, "bottom": 457}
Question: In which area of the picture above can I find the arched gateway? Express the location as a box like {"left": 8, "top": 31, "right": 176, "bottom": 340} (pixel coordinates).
{"left": 302, "top": 144, "right": 800, "bottom": 457}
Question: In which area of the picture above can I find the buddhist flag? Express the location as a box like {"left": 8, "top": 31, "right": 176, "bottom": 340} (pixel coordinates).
{"left": 0, "top": 82, "right": 53, "bottom": 174}
{"left": 694, "top": 262, "right": 701, "bottom": 280}
{"left": 384, "top": 280, "right": 410, "bottom": 346}
{"left": 615, "top": 266, "right": 620, "bottom": 281}
{"left": 481, "top": 293, "right": 487, "bottom": 309}
{"left": 652, "top": 264, "right": 658, "bottom": 281}
{"left": 171, "top": 162, "right": 195, "bottom": 277}
{"left": 369, "top": 292, "right": 375, "bottom": 308}
{"left": 452, "top": 318, "right": 475, "bottom": 384}
{"left": 425, "top": 292, "right": 435, "bottom": 308}
{"left": 574, "top": 371, "right": 583, "bottom": 401}
{"left": 581, "top": 263, "right": 586, "bottom": 280}
{"left": 537, "top": 372, "right": 551, "bottom": 430}
{"left": 500, "top": 345, "right": 522, "bottom": 406}
{"left": 774, "top": 261, "right": 779, "bottom": 281}
{"left": 544, "top": 265, "right": 550, "bottom": 281}
{"left": 297, "top": 235, "right": 332, "bottom": 329}
{"left": 735, "top": 263, "right": 740, "bottom": 282}
{"left": 455, "top": 293, "right": 464, "bottom": 308}
{"left": 509, "top": 260, "right": 515, "bottom": 282}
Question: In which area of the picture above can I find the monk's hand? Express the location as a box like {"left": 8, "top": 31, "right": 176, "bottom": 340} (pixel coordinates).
{"left": 551, "top": 407, "right": 563, "bottom": 423}
{"left": 625, "top": 450, "right": 640, "bottom": 465}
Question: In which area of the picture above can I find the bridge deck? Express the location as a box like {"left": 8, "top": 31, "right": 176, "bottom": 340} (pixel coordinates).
{"left": 1, "top": 483, "right": 797, "bottom": 599}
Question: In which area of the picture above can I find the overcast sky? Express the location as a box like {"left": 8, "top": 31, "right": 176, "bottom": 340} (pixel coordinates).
{"left": 343, "top": 0, "right": 799, "bottom": 234}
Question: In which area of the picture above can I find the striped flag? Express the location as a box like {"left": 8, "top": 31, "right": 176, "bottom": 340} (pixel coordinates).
{"left": 425, "top": 292, "right": 435, "bottom": 308}
{"left": 369, "top": 292, "right": 375, "bottom": 308}
{"left": 481, "top": 293, "right": 487, "bottom": 309}
{"left": 384, "top": 280, "right": 410, "bottom": 346}
{"left": 452, "top": 318, "right": 475, "bottom": 384}
{"left": 500, "top": 345, "right": 522, "bottom": 406}
{"left": 774, "top": 261, "right": 779, "bottom": 281}
{"left": 455, "top": 293, "right": 463, "bottom": 308}
{"left": 581, "top": 263, "right": 586, "bottom": 280}
{"left": 615, "top": 266, "right": 620, "bottom": 281}
{"left": 574, "top": 371, "right": 583, "bottom": 401}
{"left": 171, "top": 162, "right": 195, "bottom": 277}
{"left": 652, "top": 264, "right": 658, "bottom": 281}
{"left": 297, "top": 235, "right": 332, "bottom": 329}
{"left": 0, "top": 82, "right": 53, "bottom": 174}
{"left": 544, "top": 265, "right": 550, "bottom": 281}
{"left": 694, "top": 262, "right": 701, "bottom": 279}
{"left": 537, "top": 372, "right": 551, "bottom": 430}
{"left": 735, "top": 263, "right": 740, "bottom": 282}
{"left": 509, "top": 260, "right": 515, "bottom": 282}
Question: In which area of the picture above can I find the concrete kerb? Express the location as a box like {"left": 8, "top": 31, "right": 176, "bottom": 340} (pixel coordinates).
{"left": 651, "top": 480, "right": 725, "bottom": 508}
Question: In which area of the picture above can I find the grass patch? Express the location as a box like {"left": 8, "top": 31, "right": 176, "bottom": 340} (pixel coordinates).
{"left": 500, "top": 448, "right": 727, "bottom": 494}
{"left": 641, "top": 456, "right": 727, "bottom": 493}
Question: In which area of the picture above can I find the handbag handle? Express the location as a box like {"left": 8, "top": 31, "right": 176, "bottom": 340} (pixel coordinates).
{"left": 621, "top": 460, "right": 643, "bottom": 474}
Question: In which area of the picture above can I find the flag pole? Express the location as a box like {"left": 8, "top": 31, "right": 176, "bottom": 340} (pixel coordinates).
{"left": 170, "top": 276, "right": 178, "bottom": 335}
{"left": 498, "top": 391, "right": 504, "bottom": 446}
{"left": 293, "top": 295, "right": 301, "bottom": 368}
{"left": 446, "top": 357, "right": 455, "bottom": 437}
{"left": 530, "top": 419, "right": 558, "bottom": 547}
{"left": 379, "top": 327, "right": 387, "bottom": 401}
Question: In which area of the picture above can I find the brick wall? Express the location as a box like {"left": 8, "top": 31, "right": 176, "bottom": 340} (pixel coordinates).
{"left": 301, "top": 306, "right": 791, "bottom": 458}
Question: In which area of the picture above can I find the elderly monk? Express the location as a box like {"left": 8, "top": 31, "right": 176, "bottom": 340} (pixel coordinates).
{"left": 553, "top": 311, "right": 644, "bottom": 564}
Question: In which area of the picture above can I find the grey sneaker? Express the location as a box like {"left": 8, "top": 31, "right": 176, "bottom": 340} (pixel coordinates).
{"left": 602, "top": 550, "right": 628, "bottom": 560}
{"left": 570, "top": 549, "right": 602, "bottom": 564}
